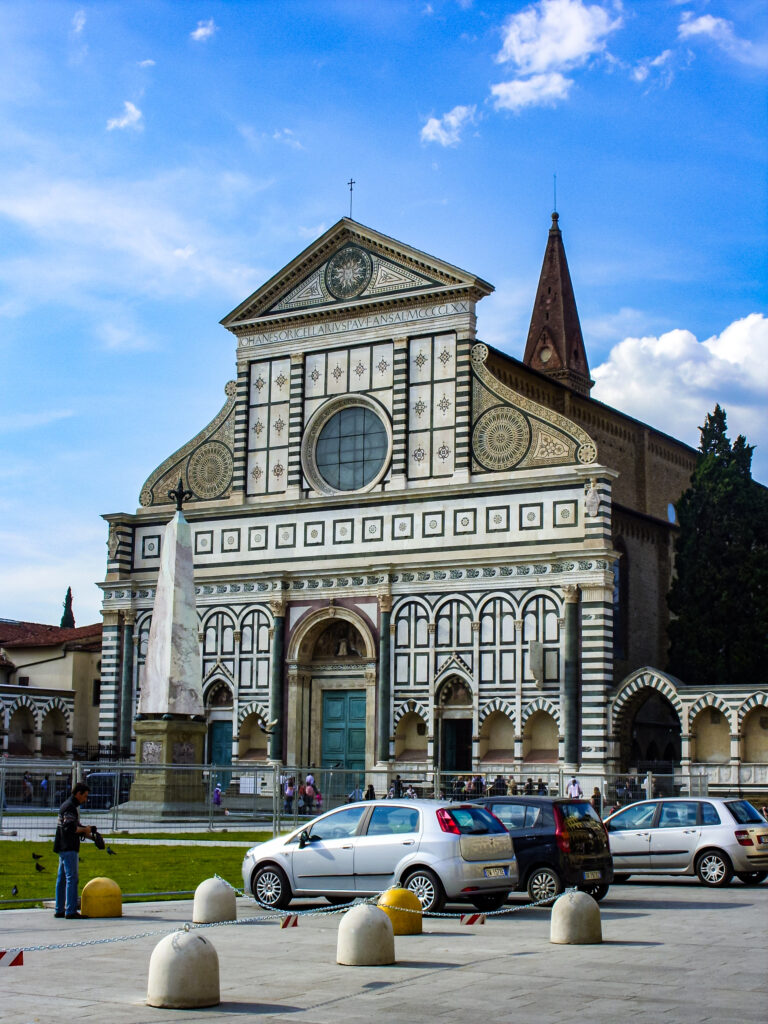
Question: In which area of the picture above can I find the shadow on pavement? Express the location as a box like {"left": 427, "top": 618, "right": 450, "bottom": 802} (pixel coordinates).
{"left": 609, "top": 899, "right": 750, "bottom": 911}
{"left": 218, "top": 1002, "right": 302, "bottom": 1014}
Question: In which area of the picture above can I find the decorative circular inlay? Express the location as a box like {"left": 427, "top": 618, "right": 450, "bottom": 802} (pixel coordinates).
{"left": 146, "top": 541, "right": 156, "bottom": 553}
{"left": 560, "top": 508, "right": 571, "bottom": 520}
{"left": 311, "top": 529, "right": 318, "bottom": 539}
{"left": 412, "top": 447, "right": 426, "bottom": 463}
{"left": 577, "top": 442, "right": 597, "bottom": 465}
{"left": 251, "top": 465, "right": 263, "bottom": 480}
{"left": 225, "top": 534, "right": 236, "bottom": 545}
{"left": 437, "top": 444, "right": 451, "bottom": 461}
{"left": 461, "top": 516, "right": 469, "bottom": 527}
{"left": 472, "top": 407, "right": 530, "bottom": 471}
{"left": 325, "top": 245, "right": 372, "bottom": 300}
{"left": 368, "top": 524, "right": 377, "bottom": 534}
{"left": 188, "top": 441, "right": 233, "bottom": 499}
{"left": 471, "top": 342, "right": 488, "bottom": 364}
{"left": 414, "top": 399, "right": 427, "bottom": 417}
{"left": 493, "top": 513, "right": 503, "bottom": 524}
{"left": 139, "top": 487, "right": 152, "bottom": 507}
{"left": 224, "top": 380, "right": 237, "bottom": 397}
{"left": 429, "top": 520, "right": 437, "bottom": 529}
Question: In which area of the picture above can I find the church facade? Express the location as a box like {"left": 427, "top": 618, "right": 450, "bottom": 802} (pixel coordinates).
{"left": 97, "top": 217, "right": 768, "bottom": 791}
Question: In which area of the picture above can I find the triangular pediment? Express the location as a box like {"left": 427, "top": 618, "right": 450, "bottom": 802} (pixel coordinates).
{"left": 221, "top": 218, "right": 493, "bottom": 329}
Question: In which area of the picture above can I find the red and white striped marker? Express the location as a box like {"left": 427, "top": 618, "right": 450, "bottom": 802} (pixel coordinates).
{"left": 0, "top": 949, "right": 24, "bottom": 968}
{"left": 459, "top": 913, "right": 485, "bottom": 926}
{"left": 280, "top": 914, "right": 299, "bottom": 929}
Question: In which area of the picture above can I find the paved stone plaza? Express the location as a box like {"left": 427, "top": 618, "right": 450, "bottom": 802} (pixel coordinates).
{"left": 1, "top": 880, "right": 765, "bottom": 1023}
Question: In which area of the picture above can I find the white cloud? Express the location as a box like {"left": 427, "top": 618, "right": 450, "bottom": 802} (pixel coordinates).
{"left": 272, "top": 128, "right": 303, "bottom": 150}
{"left": 491, "top": 72, "right": 572, "bottom": 110}
{"left": 106, "top": 101, "right": 143, "bottom": 132}
{"left": 0, "top": 409, "right": 74, "bottom": 432}
{"left": 678, "top": 13, "right": 768, "bottom": 68}
{"left": 632, "top": 48, "right": 674, "bottom": 85}
{"left": 96, "top": 322, "right": 154, "bottom": 351}
{"left": 496, "top": 0, "right": 623, "bottom": 74}
{"left": 591, "top": 314, "right": 768, "bottom": 478}
{"left": 138, "top": 59, "right": 156, "bottom": 68}
{"left": 420, "top": 104, "right": 476, "bottom": 146}
{"left": 190, "top": 19, "right": 217, "bottom": 42}
{"left": 71, "top": 10, "right": 86, "bottom": 35}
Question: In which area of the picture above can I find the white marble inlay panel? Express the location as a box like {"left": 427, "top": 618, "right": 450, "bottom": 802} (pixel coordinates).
{"left": 248, "top": 450, "right": 267, "bottom": 494}
{"left": 250, "top": 408, "right": 268, "bottom": 450}
{"left": 305, "top": 353, "right": 326, "bottom": 397}
{"left": 409, "top": 337, "right": 432, "bottom": 382}
{"left": 349, "top": 346, "right": 371, "bottom": 392}
{"left": 409, "top": 430, "right": 431, "bottom": 479}
{"left": 433, "top": 379, "right": 456, "bottom": 427}
{"left": 251, "top": 361, "right": 270, "bottom": 404}
{"left": 432, "top": 427, "right": 455, "bottom": 476}
{"left": 433, "top": 333, "right": 456, "bottom": 381}
{"left": 267, "top": 449, "right": 288, "bottom": 494}
{"left": 409, "top": 384, "right": 430, "bottom": 429}
{"left": 269, "top": 403, "right": 289, "bottom": 448}
{"left": 326, "top": 349, "right": 349, "bottom": 395}
{"left": 270, "top": 358, "right": 291, "bottom": 403}
{"left": 372, "top": 343, "right": 393, "bottom": 388}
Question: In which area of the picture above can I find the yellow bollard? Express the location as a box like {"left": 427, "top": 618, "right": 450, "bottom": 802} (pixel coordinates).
{"left": 81, "top": 877, "right": 122, "bottom": 918}
{"left": 377, "top": 887, "right": 422, "bottom": 935}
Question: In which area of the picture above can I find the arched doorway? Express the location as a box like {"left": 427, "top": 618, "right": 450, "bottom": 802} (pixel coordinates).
{"left": 286, "top": 609, "right": 376, "bottom": 770}
{"left": 435, "top": 676, "right": 473, "bottom": 773}
{"left": 617, "top": 690, "right": 682, "bottom": 772}
{"left": 41, "top": 708, "right": 67, "bottom": 757}
{"left": 206, "top": 681, "right": 234, "bottom": 786}
{"left": 8, "top": 706, "right": 35, "bottom": 756}
{"left": 522, "top": 710, "right": 558, "bottom": 763}
{"left": 741, "top": 707, "right": 768, "bottom": 763}
{"left": 690, "top": 707, "right": 729, "bottom": 764}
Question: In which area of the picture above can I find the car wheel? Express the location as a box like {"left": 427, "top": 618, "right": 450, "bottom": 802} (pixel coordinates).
{"left": 695, "top": 850, "right": 733, "bottom": 887}
{"left": 403, "top": 868, "right": 446, "bottom": 913}
{"left": 326, "top": 896, "right": 354, "bottom": 905}
{"left": 612, "top": 873, "right": 631, "bottom": 883}
{"left": 253, "top": 865, "right": 292, "bottom": 909}
{"left": 735, "top": 871, "right": 767, "bottom": 886}
{"left": 526, "top": 866, "right": 563, "bottom": 904}
{"left": 471, "top": 894, "right": 507, "bottom": 913}
{"left": 581, "top": 883, "right": 609, "bottom": 902}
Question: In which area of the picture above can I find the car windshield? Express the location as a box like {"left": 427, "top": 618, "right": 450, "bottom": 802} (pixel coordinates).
{"left": 725, "top": 800, "right": 765, "bottom": 825}
{"left": 446, "top": 807, "right": 507, "bottom": 834}
{"left": 556, "top": 801, "right": 601, "bottom": 824}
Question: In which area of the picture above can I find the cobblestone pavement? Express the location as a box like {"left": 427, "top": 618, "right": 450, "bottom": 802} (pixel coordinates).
{"left": 1, "top": 879, "right": 765, "bottom": 1024}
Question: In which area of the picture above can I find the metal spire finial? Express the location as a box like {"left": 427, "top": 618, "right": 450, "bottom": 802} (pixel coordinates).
{"left": 168, "top": 477, "right": 193, "bottom": 511}
{"left": 347, "top": 177, "right": 355, "bottom": 218}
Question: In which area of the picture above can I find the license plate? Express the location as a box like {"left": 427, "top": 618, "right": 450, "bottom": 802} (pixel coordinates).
{"left": 758, "top": 835, "right": 768, "bottom": 845}
{"left": 484, "top": 866, "right": 508, "bottom": 878}
{"left": 583, "top": 870, "right": 602, "bottom": 881}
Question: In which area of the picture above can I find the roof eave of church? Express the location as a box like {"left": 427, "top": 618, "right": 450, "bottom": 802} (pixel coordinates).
{"left": 219, "top": 217, "right": 494, "bottom": 329}
{"left": 483, "top": 342, "right": 700, "bottom": 460}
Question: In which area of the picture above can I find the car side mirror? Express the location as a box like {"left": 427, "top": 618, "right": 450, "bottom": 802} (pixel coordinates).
{"left": 298, "top": 830, "right": 309, "bottom": 849}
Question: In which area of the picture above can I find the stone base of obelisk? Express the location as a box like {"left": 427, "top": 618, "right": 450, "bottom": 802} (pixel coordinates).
{"left": 124, "top": 718, "right": 208, "bottom": 817}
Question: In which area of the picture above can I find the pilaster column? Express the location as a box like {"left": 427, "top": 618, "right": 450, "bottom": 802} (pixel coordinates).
{"left": 562, "top": 585, "right": 580, "bottom": 769}
{"left": 377, "top": 590, "right": 393, "bottom": 762}
{"left": 287, "top": 353, "right": 305, "bottom": 495}
{"left": 98, "top": 609, "right": 121, "bottom": 747}
{"left": 119, "top": 610, "right": 136, "bottom": 753}
{"left": 390, "top": 337, "right": 409, "bottom": 486}
{"left": 453, "top": 331, "right": 473, "bottom": 481}
{"left": 269, "top": 596, "right": 286, "bottom": 761}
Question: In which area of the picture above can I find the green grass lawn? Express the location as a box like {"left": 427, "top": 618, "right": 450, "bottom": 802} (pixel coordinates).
{"left": 0, "top": 840, "right": 253, "bottom": 907}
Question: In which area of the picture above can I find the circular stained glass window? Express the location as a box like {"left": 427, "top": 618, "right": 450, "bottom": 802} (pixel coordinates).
{"left": 315, "top": 407, "right": 388, "bottom": 491}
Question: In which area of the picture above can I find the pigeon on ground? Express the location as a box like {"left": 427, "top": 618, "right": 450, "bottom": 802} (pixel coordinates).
{"left": 107, "top": 846, "right": 117, "bottom": 856}
{"left": 12, "top": 885, "right": 18, "bottom": 896}
{"left": 35, "top": 862, "right": 46, "bottom": 872}
{"left": 32, "top": 852, "right": 43, "bottom": 860}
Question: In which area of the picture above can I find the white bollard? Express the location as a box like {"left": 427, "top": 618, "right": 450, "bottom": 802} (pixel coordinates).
{"left": 193, "top": 877, "right": 237, "bottom": 924}
{"left": 337, "top": 904, "right": 395, "bottom": 966}
{"left": 550, "top": 890, "right": 602, "bottom": 945}
{"left": 147, "top": 930, "right": 220, "bottom": 1008}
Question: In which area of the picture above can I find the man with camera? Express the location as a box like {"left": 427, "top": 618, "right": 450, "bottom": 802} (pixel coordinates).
{"left": 53, "top": 782, "right": 94, "bottom": 919}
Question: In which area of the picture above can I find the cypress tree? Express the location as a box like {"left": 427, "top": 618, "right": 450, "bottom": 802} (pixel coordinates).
{"left": 667, "top": 405, "right": 768, "bottom": 685}
{"left": 60, "top": 586, "right": 75, "bottom": 629}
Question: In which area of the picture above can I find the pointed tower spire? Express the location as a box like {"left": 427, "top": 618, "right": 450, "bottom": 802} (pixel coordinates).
{"left": 523, "top": 212, "right": 593, "bottom": 397}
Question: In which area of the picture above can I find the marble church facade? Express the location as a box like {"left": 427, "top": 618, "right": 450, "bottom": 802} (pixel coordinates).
{"left": 97, "top": 218, "right": 768, "bottom": 788}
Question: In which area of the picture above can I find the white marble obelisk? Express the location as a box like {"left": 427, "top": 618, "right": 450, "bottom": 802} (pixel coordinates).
{"left": 138, "top": 509, "right": 204, "bottom": 717}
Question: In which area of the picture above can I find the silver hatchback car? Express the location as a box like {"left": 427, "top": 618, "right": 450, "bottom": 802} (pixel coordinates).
{"left": 242, "top": 799, "right": 518, "bottom": 913}
{"left": 604, "top": 797, "right": 768, "bottom": 887}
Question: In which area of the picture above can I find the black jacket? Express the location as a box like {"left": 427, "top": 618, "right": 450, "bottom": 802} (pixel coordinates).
{"left": 53, "top": 795, "right": 82, "bottom": 853}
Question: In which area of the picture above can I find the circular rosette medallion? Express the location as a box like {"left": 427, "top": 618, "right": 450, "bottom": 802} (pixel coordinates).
{"left": 187, "top": 441, "right": 233, "bottom": 499}
{"left": 473, "top": 407, "right": 530, "bottom": 471}
{"left": 325, "top": 245, "right": 372, "bottom": 300}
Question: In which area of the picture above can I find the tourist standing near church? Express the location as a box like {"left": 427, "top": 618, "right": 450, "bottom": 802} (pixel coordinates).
{"left": 53, "top": 782, "right": 93, "bottom": 919}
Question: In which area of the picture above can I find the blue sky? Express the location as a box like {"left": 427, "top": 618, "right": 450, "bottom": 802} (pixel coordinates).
{"left": 1, "top": 0, "right": 766, "bottom": 626}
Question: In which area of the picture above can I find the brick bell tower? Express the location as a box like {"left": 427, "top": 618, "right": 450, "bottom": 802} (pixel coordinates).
{"left": 523, "top": 212, "right": 593, "bottom": 397}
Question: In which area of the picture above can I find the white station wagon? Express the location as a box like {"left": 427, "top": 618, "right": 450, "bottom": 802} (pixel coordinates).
{"left": 604, "top": 797, "right": 768, "bottom": 887}
{"left": 242, "top": 799, "right": 518, "bottom": 913}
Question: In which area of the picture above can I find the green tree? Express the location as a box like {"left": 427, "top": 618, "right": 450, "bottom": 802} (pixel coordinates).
{"left": 668, "top": 405, "right": 768, "bottom": 685}
{"left": 60, "top": 586, "right": 75, "bottom": 629}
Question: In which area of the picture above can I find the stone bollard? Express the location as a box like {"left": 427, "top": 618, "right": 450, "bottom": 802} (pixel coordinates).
{"left": 550, "top": 890, "right": 602, "bottom": 945}
{"left": 81, "top": 877, "right": 122, "bottom": 918}
{"left": 147, "top": 930, "right": 220, "bottom": 1008}
{"left": 337, "top": 904, "right": 395, "bottom": 966}
{"left": 193, "top": 877, "right": 237, "bottom": 924}
{"left": 377, "top": 888, "right": 422, "bottom": 935}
